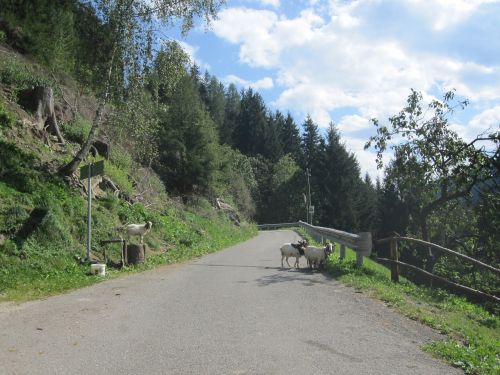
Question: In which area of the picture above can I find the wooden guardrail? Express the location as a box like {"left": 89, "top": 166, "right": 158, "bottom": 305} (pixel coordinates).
{"left": 256, "top": 222, "right": 297, "bottom": 230}
{"left": 257, "top": 221, "right": 372, "bottom": 266}
{"left": 298, "top": 221, "right": 372, "bottom": 266}
{"left": 376, "top": 236, "right": 500, "bottom": 304}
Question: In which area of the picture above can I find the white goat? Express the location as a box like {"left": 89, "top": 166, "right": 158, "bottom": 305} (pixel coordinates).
{"left": 280, "top": 240, "right": 307, "bottom": 268}
{"left": 122, "top": 221, "right": 153, "bottom": 244}
{"left": 304, "top": 242, "right": 333, "bottom": 270}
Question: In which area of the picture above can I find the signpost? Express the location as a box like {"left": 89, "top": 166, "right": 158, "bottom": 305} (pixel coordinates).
{"left": 80, "top": 160, "right": 105, "bottom": 261}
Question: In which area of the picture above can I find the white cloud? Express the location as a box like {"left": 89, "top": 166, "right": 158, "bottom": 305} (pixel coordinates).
{"left": 258, "top": 0, "right": 280, "bottom": 8}
{"left": 408, "top": 0, "right": 500, "bottom": 31}
{"left": 224, "top": 74, "right": 274, "bottom": 90}
{"left": 338, "top": 114, "right": 370, "bottom": 133}
{"left": 213, "top": 4, "right": 500, "bottom": 123}
{"left": 343, "top": 136, "right": 385, "bottom": 181}
{"left": 469, "top": 106, "right": 500, "bottom": 130}
{"left": 176, "top": 40, "right": 210, "bottom": 71}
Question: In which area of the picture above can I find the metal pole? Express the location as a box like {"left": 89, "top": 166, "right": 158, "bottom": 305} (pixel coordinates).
{"left": 86, "top": 162, "right": 92, "bottom": 261}
{"left": 306, "top": 168, "right": 311, "bottom": 224}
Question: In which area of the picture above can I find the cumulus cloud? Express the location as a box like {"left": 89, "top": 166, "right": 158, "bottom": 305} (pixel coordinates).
{"left": 258, "top": 0, "right": 280, "bottom": 7}
{"left": 408, "top": 0, "right": 500, "bottom": 31}
{"left": 176, "top": 40, "right": 210, "bottom": 71}
{"left": 338, "top": 115, "right": 370, "bottom": 133}
{"left": 213, "top": 3, "right": 500, "bottom": 122}
{"left": 224, "top": 74, "right": 274, "bottom": 90}
{"left": 469, "top": 106, "right": 500, "bottom": 129}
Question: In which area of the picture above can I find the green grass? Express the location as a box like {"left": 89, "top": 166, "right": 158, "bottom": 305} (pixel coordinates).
{"left": 0, "top": 55, "right": 60, "bottom": 98}
{"left": 318, "top": 242, "right": 499, "bottom": 375}
{"left": 61, "top": 115, "right": 91, "bottom": 144}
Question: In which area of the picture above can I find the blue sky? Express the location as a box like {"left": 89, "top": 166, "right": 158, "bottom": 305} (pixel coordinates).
{"left": 168, "top": 0, "right": 500, "bottom": 179}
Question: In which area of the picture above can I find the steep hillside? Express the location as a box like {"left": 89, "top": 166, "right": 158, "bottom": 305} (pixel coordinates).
{"left": 0, "top": 45, "right": 256, "bottom": 302}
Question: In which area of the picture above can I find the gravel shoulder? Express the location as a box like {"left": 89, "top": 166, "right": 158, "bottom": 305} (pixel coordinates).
{"left": 0, "top": 230, "right": 461, "bottom": 374}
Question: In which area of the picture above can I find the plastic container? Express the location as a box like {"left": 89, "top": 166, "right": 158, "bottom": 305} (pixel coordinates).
{"left": 90, "top": 263, "right": 106, "bottom": 276}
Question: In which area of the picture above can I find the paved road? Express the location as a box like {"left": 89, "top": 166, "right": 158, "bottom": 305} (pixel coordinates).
{"left": 0, "top": 230, "right": 460, "bottom": 375}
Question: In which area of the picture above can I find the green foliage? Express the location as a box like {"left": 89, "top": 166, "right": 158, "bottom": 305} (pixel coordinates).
{"left": 108, "top": 88, "right": 160, "bottom": 165}
{"left": 104, "top": 160, "right": 134, "bottom": 194}
{"left": 0, "top": 56, "right": 59, "bottom": 96}
{"left": 366, "top": 89, "right": 499, "bottom": 292}
{"left": 0, "top": 0, "right": 78, "bottom": 73}
{"left": 150, "top": 40, "right": 191, "bottom": 103}
{"left": 0, "top": 30, "right": 6, "bottom": 43}
{"left": 213, "top": 145, "right": 257, "bottom": 218}
{"left": 0, "top": 96, "right": 14, "bottom": 129}
{"left": 315, "top": 123, "right": 363, "bottom": 230}
{"left": 234, "top": 88, "right": 275, "bottom": 159}
{"left": 109, "top": 146, "right": 133, "bottom": 171}
{"left": 61, "top": 115, "right": 91, "bottom": 144}
{"left": 261, "top": 154, "right": 304, "bottom": 223}
{"left": 157, "top": 75, "right": 219, "bottom": 194}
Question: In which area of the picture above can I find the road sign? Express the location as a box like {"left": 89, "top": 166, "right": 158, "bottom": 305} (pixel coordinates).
{"left": 80, "top": 160, "right": 105, "bottom": 179}
{"left": 80, "top": 159, "right": 105, "bottom": 262}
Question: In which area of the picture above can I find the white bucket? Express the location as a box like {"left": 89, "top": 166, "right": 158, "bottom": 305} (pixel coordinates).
{"left": 90, "top": 263, "right": 106, "bottom": 276}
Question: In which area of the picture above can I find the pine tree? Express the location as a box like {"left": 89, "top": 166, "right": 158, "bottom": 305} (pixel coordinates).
{"left": 300, "top": 115, "right": 320, "bottom": 170}
{"left": 319, "top": 123, "right": 362, "bottom": 230}
{"left": 204, "top": 75, "right": 226, "bottom": 137}
{"left": 279, "top": 112, "right": 302, "bottom": 162}
{"left": 157, "top": 75, "right": 219, "bottom": 195}
{"left": 222, "top": 83, "right": 240, "bottom": 146}
{"left": 264, "top": 112, "right": 284, "bottom": 162}
{"left": 234, "top": 88, "right": 268, "bottom": 157}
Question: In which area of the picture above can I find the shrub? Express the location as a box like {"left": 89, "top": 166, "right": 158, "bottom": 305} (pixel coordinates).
{"left": 61, "top": 115, "right": 91, "bottom": 144}
{"left": 0, "top": 56, "right": 60, "bottom": 96}
{"left": 110, "top": 147, "right": 133, "bottom": 171}
{"left": 0, "top": 98, "right": 14, "bottom": 129}
{"left": 104, "top": 161, "right": 134, "bottom": 195}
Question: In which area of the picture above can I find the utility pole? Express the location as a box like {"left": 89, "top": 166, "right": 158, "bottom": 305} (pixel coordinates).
{"left": 306, "top": 167, "right": 312, "bottom": 224}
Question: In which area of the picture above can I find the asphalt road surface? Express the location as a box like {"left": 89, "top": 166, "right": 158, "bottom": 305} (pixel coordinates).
{"left": 0, "top": 230, "right": 461, "bottom": 375}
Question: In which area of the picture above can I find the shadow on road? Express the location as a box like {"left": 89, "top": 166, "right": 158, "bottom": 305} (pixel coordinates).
{"left": 187, "top": 263, "right": 339, "bottom": 287}
{"left": 187, "top": 263, "right": 282, "bottom": 270}
{"left": 255, "top": 268, "right": 338, "bottom": 287}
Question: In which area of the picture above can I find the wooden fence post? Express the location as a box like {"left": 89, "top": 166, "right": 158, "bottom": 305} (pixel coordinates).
{"left": 390, "top": 238, "right": 399, "bottom": 282}
{"left": 356, "top": 252, "right": 363, "bottom": 267}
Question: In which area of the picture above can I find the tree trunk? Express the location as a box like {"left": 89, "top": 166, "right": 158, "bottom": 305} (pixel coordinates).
{"left": 59, "top": 40, "right": 118, "bottom": 177}
{"left": 20, "top": 86, "right": 65, "bottom": 144}
{"left": 58, "top": 103, "right": 105, "bottom": 176}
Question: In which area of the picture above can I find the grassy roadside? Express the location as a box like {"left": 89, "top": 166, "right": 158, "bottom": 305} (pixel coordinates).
{"left": 0, "top": 86, "right": 257, "bottom": 303}
{"left": 0, "top": 198, "right": 256, "bottom": 303}
{"left": 297, "top": 230, "right": 499, "bottom": 375}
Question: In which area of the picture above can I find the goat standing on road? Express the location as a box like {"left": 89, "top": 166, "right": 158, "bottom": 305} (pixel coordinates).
{"left": 280, "top": 240, "right": 308, "bottom": 268}
{"left": 304, "top": 242, "right": 333, "bottom": 270}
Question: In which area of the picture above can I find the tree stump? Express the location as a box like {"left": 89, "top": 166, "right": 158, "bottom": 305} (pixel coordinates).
{"left": 91, "top": 140, "right": 110, "bottom": 159}
{"left": 126, "top": 244, "right": 145, "bottom": 265}
{"left": 19, "top": 86, "right": 65, "bottom": 144}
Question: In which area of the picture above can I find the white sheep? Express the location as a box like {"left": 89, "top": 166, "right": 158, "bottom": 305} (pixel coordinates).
{"left": 304, "top": 242, "right": 333, "bottom": 270}
{"left": 123, "top": 221, "right": 153, "bottom": 244}
{"left": 280, "top": 240, "right": 307, "bottom": 268}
